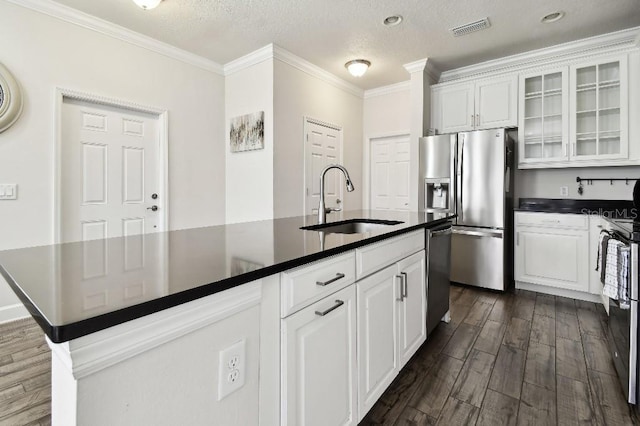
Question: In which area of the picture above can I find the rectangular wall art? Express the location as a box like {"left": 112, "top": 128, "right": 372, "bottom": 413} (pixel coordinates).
{"left": 229, "top": 111, "right": 265, "bottom": 152}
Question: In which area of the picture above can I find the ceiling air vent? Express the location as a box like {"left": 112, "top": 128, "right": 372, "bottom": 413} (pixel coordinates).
{"left": 450, "top": 18, "right": 491, "bottom": 37}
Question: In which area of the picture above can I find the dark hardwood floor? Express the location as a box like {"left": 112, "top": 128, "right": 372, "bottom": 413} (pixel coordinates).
{"left": 0, "top": 285, "right": 637, "bottom": 425}
{"left": 361, "top": 285, "right": 639, "bottom": 426}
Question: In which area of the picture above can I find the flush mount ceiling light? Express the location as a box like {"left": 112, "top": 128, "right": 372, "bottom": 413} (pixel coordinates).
{"left": 383, "top": 15, "right": 403, "bottom": 26}
{"left": 345, "top": 59, "right": 371, "bottom": 77}
{"left": 541, "top": 11, "right": 565, "bottom": 23}
{"left": 132, "top": 0, "right": 162, "bottom": 10}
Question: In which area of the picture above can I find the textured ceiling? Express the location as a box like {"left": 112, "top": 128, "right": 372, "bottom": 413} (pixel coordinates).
{"left": 51, "top": 0, "right": 640, "bottom": 90}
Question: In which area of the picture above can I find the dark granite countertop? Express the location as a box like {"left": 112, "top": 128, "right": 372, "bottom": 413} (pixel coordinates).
{"left": 0, "top": 210, "right": 453, "bottom": 343}
{"left": 516, "top": 198, "right": 635, "bottom": 219}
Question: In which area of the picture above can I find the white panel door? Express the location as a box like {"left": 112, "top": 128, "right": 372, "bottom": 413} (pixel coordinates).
{"left": 282, "top": 285, "right": 357, "bottom": 426}
{"left": 305, "top": 120, "right": 343, "bottom": 215}
{"left": 475, "top": 75, "right": 518, "bottom": 129}
{"left": 396, "top": 250, "right": 427, "bottom": 368}
{"left": 370, "top": 135, "right": 410, "bottom": 211}
{"left": 357, "top": 265, "right": 399, "bottom": 421}
{"left": 61, "top": 98, "right": 161, "bottom": 242}
{"left": 515, "top": 227, "right": 589, "bottom": 292}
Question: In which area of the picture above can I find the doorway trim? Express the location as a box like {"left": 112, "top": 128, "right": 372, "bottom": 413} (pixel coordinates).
{"left": 302, "top": 116, "right": 343, "bottom": 216}
{"left": 364, "top": 131, "right": 411, "bottom": 210}
{"left": 53, "top": 87, "right": 169, "bottom": 243}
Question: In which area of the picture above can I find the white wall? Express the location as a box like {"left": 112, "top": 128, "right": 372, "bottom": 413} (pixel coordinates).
{"left": 362, "top": 85, "right": 411, "bottom": 209}
{"left": 0, "top": 2, "right": 226, "bottom": 320}
{"left": 516, "top": 166, "right": 640, "bottom": 200}
{"left": 225, "top": 59, "right": 274, "bottom": 223}
{"left": 273, "top": 59, "right": 363, "bottom": 218}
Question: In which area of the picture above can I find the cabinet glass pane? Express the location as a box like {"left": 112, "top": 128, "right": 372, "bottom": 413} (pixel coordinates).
{"left": 524, "top": 117, "right": 542, "bottom": 138}
{"left": 544, "top": 115, "right": 562, "bottom": 138}
{"left": 576, "top": 139, "right": 596, "bottom": 156}
{"left": 600, "top": 137, "right": 620, "bottom": 155}
{"left": 599, "top": 85, "right": 620, "bottom": 109}
{"left": 544, "top": 73, "right": 562, "bottom": 92}
{"left": 599, "top": 108, "right": 620, "bottom": 133}
{"left": 577, "top": 66, "right": 596, "bottom": 87}
{"left": 576, "top": 89, "right": 596, "bottom": 112}
{"left": 577, "top": 111, "right": 596, "bottom": 134}
{"left": 524, "top": 143, "right": 542, "bottom": 159}
{"left": 525, "top": 97, "right": 542, "bottom": 118}
{"left": 599, "top": 62, "right": 620, "bottom": 83}
{"left": 525, "top": 76, "right": 542, "bottom": 95}
{"left": 543, "top": 94, "right": 561, "bottom": 116}
{"left": 544, "top": 142, "right": 562, "bottom": 158}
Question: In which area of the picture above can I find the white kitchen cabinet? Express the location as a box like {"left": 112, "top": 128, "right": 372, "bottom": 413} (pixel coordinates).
{"left": 431, "top": 75, "right": 518, "bottom": 133}
{"left": 281, "top": 284, "right": 357, "bottom": 426}
{"left": 356, "top": 264, "right": 399, "bottom": 420}
{"left": 515, "top": 212, "right": 589, "bottom": 293}
{"left": 518, "top": 67, "right": 570, "bottom": 165}
{"left": 570, "top": 55, "right": 629, "bottom": 161}
{"left": 396, "top": 250, "right": 427, "bottom": 367}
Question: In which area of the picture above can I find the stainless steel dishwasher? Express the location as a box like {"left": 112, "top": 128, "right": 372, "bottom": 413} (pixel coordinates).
{"left": 427, "top": 222, "right": 452, "bottom": 335}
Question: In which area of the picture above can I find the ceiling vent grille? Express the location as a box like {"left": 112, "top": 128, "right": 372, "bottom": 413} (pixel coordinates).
{"left": 450, "top": 18, "right": 491, "bottom": 37}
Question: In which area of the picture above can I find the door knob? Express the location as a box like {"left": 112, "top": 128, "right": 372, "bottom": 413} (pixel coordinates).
{"left": 147, "top": 205, "right": 158, "bottom": 211}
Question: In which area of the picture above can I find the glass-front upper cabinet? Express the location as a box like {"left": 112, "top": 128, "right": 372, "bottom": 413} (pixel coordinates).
{"left": 518, "top": 67, "right": 569, "bottom": 164}
{"left": 570, "top": 56, "right": 628, "bottom": 160}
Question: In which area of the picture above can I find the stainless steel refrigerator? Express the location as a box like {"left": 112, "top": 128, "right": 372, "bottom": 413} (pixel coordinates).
{"left": 420, "top": 128, "right": 514, "bottom": 291}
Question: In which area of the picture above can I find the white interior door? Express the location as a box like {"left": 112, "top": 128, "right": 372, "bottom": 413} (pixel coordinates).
{"left": 305, "top": 120, "right": 343, "bottom": 215}
{"left": 370, "top": 135, "right": 410, "bottom": 211}
{"left": 60, "top": 98, "right": 163, "bottom": 242}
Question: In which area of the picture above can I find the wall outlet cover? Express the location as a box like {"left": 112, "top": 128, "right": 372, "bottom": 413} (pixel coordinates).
{"left": 560, "top": 186, "right": 569, "bottom": 197}
{"left": 217, "top": 339, "right": 246, "bottom": 401}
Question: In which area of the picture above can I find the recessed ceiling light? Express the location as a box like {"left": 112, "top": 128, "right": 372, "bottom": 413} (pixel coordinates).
{"left": 541, "top": 11, "right": 564, "bottom": 23}
{"left": 345, "top": 60, "right": 371, "bottom": 77}
{"left": 383, "top": 15, "right": 403, "bottom": 26}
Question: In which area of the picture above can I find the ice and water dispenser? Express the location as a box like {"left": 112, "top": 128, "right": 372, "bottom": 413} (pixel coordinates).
{"left": 419, "top": 134, "right": 456, "bottom": 214}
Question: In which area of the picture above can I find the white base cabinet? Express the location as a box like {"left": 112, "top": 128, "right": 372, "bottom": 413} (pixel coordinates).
{"left": 281, "top": 284, "right": 357, "bottom": 426}
{"left": 515, "top": 212, "right": 593, "bottom": 298}
{"left": 396, "top": 250, "right": 427, "bottom": 367}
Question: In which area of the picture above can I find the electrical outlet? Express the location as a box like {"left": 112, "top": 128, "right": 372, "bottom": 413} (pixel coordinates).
{"left": 560, "top": 186, "right": 569, "bottom": 197}
{"left": 217, "top": 339, "right": 246, "bottom": 401}
{"left": 0, "top": 184, "right": 17, "bottom": 200}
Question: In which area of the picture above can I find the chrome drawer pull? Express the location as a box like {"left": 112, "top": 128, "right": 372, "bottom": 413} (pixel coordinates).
{"left": 316, "top": 273, "right": 346, "bottom": 286}
{"left": 315, "top": 300, "right": 344, "bottom": 316}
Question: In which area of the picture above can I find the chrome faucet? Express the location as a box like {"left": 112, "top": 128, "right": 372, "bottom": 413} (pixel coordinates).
{"left": 318, "top": 164, "right": 355, "bottom": 224}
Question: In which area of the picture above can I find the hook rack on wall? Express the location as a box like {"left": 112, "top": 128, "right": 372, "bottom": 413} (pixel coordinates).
{"left": 575, "top": 176, "right": 637, "bottom": 195}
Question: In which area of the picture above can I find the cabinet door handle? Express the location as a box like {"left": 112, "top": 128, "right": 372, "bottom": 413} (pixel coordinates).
{"left": 516, "top": 232, "right": 519, "bottom": 246}
{"left": 315, "top": 299, "right": 344, "bottom": 316}
{"left": 316, "top": 273, "right": 345, "bottom": 286}
{"left": 396, "top": 275, "right": 404, "bottom": 301}
{"left": 401, "top": 272, "right": 408, "bottom": 299}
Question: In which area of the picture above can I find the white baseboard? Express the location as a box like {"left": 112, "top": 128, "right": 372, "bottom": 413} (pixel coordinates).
{"left": 0, "top": 303, "right": 30, "bottom": 324}
{"left": 515, "top": 281, "right": 603, "bottom": 305}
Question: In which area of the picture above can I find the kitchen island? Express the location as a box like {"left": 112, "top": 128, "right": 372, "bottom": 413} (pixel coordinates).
{"left": 0, "top": 210, "right": 452, "bottom": 425}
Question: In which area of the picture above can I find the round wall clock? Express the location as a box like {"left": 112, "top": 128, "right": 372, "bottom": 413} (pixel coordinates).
{"left": 0, "top": 62, "right": 23, "bottom": 133}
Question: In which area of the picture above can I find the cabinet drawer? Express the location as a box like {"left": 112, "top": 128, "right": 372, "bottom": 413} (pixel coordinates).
{"left": 515, "top": 212, "right": 588, "bottom": 230}
{"left": 281, "top": 251, "right": 356, "bottom": 318}
{"left": 356, "top": 230, "right": 425, "bottom": 279}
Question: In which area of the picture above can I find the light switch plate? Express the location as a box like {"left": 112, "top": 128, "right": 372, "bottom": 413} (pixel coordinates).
{"left": 560, "top": 186, "right": 569, "bottom": 197}
{"left": 0, "top": 184, "right": 17, "bottom": 200}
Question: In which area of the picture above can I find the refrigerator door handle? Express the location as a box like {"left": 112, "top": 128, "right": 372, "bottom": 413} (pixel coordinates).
{"left": 630, "top": 299, "right": 638, "bottom": 404}
{"left": 450, "top": 136, "right": 457, "bottom": 215}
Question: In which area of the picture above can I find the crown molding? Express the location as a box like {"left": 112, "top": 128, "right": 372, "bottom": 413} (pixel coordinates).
{"left": 439, "top": 26, "right": 640, "bottom": 83}
{"left": 223, "top": 44, "right": 275, "bottom": 75}
{"left": 364, "top": 81, "right": 410, "bottom": 99}
{"left": 272, "top": 45, "right": 364, "bottom": 98}
{"left": 403, "top": 58, "right": 441, "bottom": 82}
{"left": 47, "top": 281, "right": 262, "bottom": 379}
{"left": 5, "top": 0, "right": 224, "bottom": 75}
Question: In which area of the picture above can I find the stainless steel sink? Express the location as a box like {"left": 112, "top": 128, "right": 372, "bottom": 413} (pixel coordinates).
{"left": 300, "top": 219, "right": 403, "bottom": 234}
